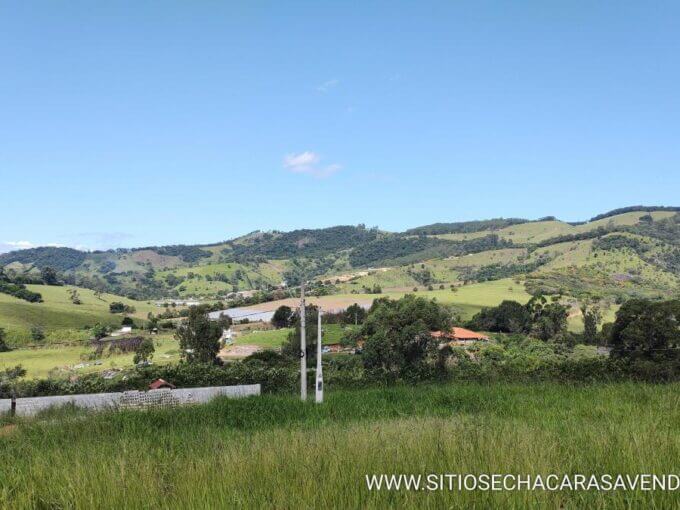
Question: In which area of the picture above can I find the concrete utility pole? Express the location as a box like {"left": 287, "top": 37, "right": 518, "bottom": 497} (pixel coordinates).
{"left": 315, "top": 306, "right": 323, "bottom": 404}
{"left": 300, "top": 281, "right": 307, "bottom": 401}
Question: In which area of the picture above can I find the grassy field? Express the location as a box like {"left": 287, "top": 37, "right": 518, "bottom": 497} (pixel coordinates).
{"left": 0, "top": 335, "right": 180, "bottom": 379}
{"left": 0, "top": 285, "right": 158, "bottom": 344}
{"left": 433, "top": 211, "right": 678, "bottom": 244}
{"left": 0, "top": 382, "right": 678, "bottom": 508}
{"left": 246, "top": 279, "right": 532, "bottom": 324}
{"left": 237, "top": 328, "right": 291, "bottom": 348}
{"left": 237, "top": 324, "right": 357, "bottom": 349}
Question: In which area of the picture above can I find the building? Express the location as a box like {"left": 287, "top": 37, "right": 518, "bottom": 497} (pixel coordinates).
{"left": 149, "top": 379, "right": 176, "bottom": 390}
{"left": 221, "top": 328, "right": 233, "bottom": 345}
{"left": 110, "top": 326, "right": 133, "bottom": 337}
{"left": 431, "top": 327, "right": 489, "bottom": 346}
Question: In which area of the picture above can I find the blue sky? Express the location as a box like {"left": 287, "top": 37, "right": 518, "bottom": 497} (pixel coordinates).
{"left": 1, "top": 1, "right": 679, "bottom": 252}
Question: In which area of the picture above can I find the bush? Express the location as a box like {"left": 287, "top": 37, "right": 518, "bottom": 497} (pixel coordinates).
{"left": 30, "top": 326, "right": 45, "bottom": 342}
{"left": 133, "top": 338, "right": 155, "bottom": 365}
{"left": 0, "top": 328, "right": 10, "bottom": 352}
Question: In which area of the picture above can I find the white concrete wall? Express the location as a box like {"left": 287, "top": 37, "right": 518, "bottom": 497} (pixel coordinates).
{"left": 0, "top": 384, "right": 260, "bottom": 417}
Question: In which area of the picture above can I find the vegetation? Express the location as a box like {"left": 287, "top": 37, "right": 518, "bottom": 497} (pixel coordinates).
{"left": 589, "top": 205, "right": 680, "bottom": 222}
{"left": 0, "top": 383, "right": 678, "bottom": 508}
{"left": 271, "top": 305, "right": 293, "bottom": 328}
{"left": 1, "top": 207, "right": 677, "bottom": 305}
{"left": 610, "top": 299, "right": 680, "bottom": 361}
{"left": 0, "top": 328, "right": 9, "bottom": 352}
{"left": 360, "top": 295, "right": 451, "bottom": 380}
{"left": 0, "top": 268, "right": 42, "bottom": 303}
{"left": 133, "top": 338, "right": 155, "bottom": 365}
{"left": 152, "top": 245, "right": 212, "bottom": 263}
{"left": 1, "top": 210, "right": 679, "bottom": 508}
{"left": 0, "top": 284, "right": 157, "bottom": 345}
{"left": 406, "top": 217, "right": 528, "bottom": 235}
{"left": 175, "top": 307, "right": 222, "bottom": 364}
{"left": 349, "top": 234, "right": 512, "bottom": 267}
{"left": 468, "top": 300, "right": 531, "bottom": 333}
{"left": 0, "top": 246, "right": 86, "bottom": 271}
{"left": 228, "top": 225, "right": 379, "bottom": 259}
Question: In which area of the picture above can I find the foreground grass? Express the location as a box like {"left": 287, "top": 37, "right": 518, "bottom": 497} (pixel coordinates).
{"left": 1, "top": 383, "right": 679, "bottom": 508}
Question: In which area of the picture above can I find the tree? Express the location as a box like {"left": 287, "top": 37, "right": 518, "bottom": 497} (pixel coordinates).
{"left": 133, "top": 338, "right": 155, "bottom": 365}
{"left": 361, "top": 295, "right": 451, "bottom": 380}
{"left": 91, "top": 323, "right": 109, "bottom": 340}
{"left": 216, "top": 313, "right": 232, "bottom": 332}
{"left": 146, "top": 312, "right": 159, "bottom": 331}
{"left": 30, "top": 326, "right": 45, "bottom": 342}
{"left": 281, "top": 305, "right": 319, "bottom": 362}
{"left": 271, "top": 305, "right": 293, "bottom": 329}
{"left": 581, "top": 304, "right": 602, "bottom": 344}
{"left": 344, "top": 303, "right": 367, "bottom": 325}
{"left": 469, "top": 300, "right": 531, "bottom": 333}
{"left": 121, "top": 316, "right": 135, "bottom": 327}
{"left": 175, "top": 307, "right": 222, "bottom": 364}
{"left": 527, "top": 296, "right": 568, "bottom": 342}
{"left": 0, "top": 365, "right": 26, "bottom": 383}
{"left": 40, "top": 266, "right": 59, "bottom": 286}
{"left": 110, "top": 302, "right": 126, "bottom": 313}
{"left": 0, "top": 328, "right": 10, "bottom": 352}
{"left": 610, "top": 299, "right": 680, "bottom": 360}
{"left": 110, "top": 302, "right": 135, "bottom": 314}
{"left": 68, "top": 288, "right": 82, "bottom": 305}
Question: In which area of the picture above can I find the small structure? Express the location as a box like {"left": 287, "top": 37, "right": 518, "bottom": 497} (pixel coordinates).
{"left": 110, "top": 326, "right": 133, "bottom": 337}
{"left": 432, "top": 327, "right": 489, "bottom": 346}
{"left": 324, "top": 343, "right": 345, "bottom": 353}
{"left": 220, "top": 328, "right": 233, "bottom": 344}
{"left": 149, "top": 378, "right": 176, "bottom": 390}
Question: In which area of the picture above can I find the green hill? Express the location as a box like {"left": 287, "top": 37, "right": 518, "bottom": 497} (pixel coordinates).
{"left": 1, "top": 207, "right": 678, "bottom": 338}
{"left": 0, "top": 285, "right": 157, "bottom": 344}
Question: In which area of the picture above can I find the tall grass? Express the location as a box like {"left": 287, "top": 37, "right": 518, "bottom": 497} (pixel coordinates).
{"left": 1, "top": 383, "right": 679, "bottom": 508}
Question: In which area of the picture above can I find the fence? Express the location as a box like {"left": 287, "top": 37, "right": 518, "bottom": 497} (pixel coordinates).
{"left": 0, "top": 384, "right": 260, "bottom": 417}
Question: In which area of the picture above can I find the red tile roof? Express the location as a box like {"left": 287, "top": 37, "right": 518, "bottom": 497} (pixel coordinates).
{"left": 431, "top": 327, "right": 489, "bottom": 341}
{"left": 149, "top": 378, "right": 176, "bottom": 390}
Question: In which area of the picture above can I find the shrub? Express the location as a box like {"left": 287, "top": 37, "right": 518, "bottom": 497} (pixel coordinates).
{"left": 30, "top": 326, "right": 45, "bottom": 342}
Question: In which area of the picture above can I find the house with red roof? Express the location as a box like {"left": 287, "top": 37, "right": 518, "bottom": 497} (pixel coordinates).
{"left": 431, "top": 327, "right": 489, "bottom": 346}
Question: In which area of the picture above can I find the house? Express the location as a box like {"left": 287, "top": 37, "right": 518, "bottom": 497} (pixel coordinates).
{"left": 149, "top": 379, "right": 176, "bottom": 390}
{"left": 431, "top": 327, "right": 489, "bottom": 346}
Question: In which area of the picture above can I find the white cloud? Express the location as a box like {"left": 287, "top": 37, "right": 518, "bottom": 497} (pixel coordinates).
{"left": 5, "top": 241, "right": 35, "bottom": 249}
{"left": 283, "top": 151, "right": 320, "bottom": 169}
{"left": 0, "top": 232, "right": 134, "bottom": 254}
{"left": 316, "top": 78, "right": 339, "bottom": 93}
{"left": 283, "top": 151, "right": 342, "bottom": 178}
{"left": 0, "top": 241, "right": 36, "bottom": 253}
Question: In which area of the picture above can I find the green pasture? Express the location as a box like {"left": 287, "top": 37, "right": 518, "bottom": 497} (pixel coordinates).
{"left": 0, "top": 285, "right": 158, "bottom": 345}
{"left": 0, "top": 335, "right": 179, "bottom": 379}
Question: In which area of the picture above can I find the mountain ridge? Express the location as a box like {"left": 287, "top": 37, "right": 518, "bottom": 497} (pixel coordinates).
{"left": 1, "top": 206, "right": 679, "bottom": 303}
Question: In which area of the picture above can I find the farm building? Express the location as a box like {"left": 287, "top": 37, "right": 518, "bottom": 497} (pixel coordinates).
{"left": 431, "top": 327, "right": 489, "bottom": 346}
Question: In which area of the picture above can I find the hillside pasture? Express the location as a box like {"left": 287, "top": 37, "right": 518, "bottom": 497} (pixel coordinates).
{"left": 0, "top": 335, "right": 180, "bottom": 379}
{"left": 0, "top": 285, "right": 157, "bottom": 345}
{"left": 237, "top": 279, "right": 532, "bottom": 323}
{"left": 433, "top": 211, "right": 678, "bottom": 245}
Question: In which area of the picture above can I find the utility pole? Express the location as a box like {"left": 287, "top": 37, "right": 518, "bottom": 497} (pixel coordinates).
{"left": 315, "top": 306, "right": 323, "bottom": 404}
{"left": 300, "top": 281, "right": 307, "bottom": 401}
